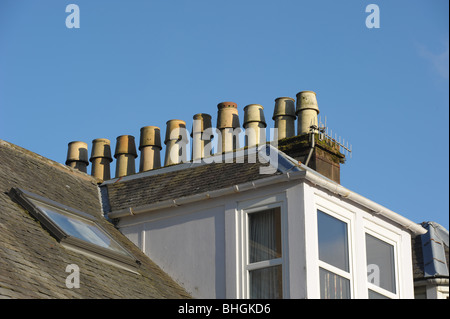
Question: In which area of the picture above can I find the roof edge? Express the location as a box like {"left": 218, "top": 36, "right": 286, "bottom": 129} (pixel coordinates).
{"left": 303, "top": 170, "right": 427, "bottom": 235}
{"left": 108, "top": 170, "right": 306, "bottom": 218}
{"left": 108, "top": 164, "right": 426, "bottom": 235}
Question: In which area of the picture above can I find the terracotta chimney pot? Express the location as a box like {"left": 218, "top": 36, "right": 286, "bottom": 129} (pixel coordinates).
{"left": 66, "top": 141, "right": 89, "bottom": 173}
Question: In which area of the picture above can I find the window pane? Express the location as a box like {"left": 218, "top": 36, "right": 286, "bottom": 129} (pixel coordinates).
{"left": 368, "top": 289, "right": 390, "bottom": 299}
{"left": 248, "top": 208, "right": 282, "bottom": 263}
{"left": 319, "top": 267, "right": 351, "bottom": 299}
{"left": 249, "top": 265, "right": 282, "bottom": 299}
{"left": 366, "top": 234, "right": 396, "bottom": 294}
{"left": 317, "top": 211, "right": 349, "bottom": 272}
{"left": 33, "top": 200, "right": 130, "bottom": 256}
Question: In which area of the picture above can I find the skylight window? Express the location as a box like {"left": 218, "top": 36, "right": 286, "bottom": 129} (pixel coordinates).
{"left": 30, "top": 199, "right": 130, "bottom": 256}
{"left": 9, "top": 188, "right": 137, "bottom": 270}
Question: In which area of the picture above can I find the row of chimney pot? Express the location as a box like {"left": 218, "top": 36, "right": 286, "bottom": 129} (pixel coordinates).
{"left": 65, "top": 91, "right": 320, "bottom": 180}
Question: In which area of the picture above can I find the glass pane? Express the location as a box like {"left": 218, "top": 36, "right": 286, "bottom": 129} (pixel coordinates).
{"left": 368, "top": 289, "right": 390, "bottom": 299}
{"left": 248, "top": 208, "right": 282, "bottom": 263}
{"left": 366, "top": 234, "right": 396, "bottom": 294}
{"left": 33, "top": 200, "right": 130, "bottom": 256}
{"left": 319, "top": 267, "right": 351, "bottom": 299}
{"left": 317, "top": 211, "right": 349, "bottom": 272}
{"left": 249, "top": 265, "right": 282, "bottom": 299}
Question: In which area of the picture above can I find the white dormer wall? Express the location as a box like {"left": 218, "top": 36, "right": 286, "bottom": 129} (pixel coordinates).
{"left": 117, "top": 178, "right": 416, "bottom": 299}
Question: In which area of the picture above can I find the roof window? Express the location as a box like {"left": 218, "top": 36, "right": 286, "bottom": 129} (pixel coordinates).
{"left": 9, "top": 188, "right": 138, "bottom": 271}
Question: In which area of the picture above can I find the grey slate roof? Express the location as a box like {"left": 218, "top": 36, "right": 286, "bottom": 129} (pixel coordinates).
{"left": 411, "top": 222, "right": 449, "bottom": 281}
{"left": 0, "top": 140, "right": 191, "bottom": 299}
{"left": 411, "top": 222, "right": 449, "bottom": 280}
{"left": 102, "top": 146, "right": 296, "bottom": 213}
{"left": 104, "top": 160, "right": 277, "bottom": 212}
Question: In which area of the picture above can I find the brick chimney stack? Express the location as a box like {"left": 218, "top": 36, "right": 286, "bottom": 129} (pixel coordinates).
{"left": 278, "top": 91, "right": 345, "bottom": 183}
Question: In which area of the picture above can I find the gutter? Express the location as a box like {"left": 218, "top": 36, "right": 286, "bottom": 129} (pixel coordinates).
{"left": 108, "top": 168, "right": 427, "bottom": 235}
{"left": 414, "top": 277, "right": 449, "bottom": 286}
{"left": 108, "top": 171, "right": 303, "bottom": 219}
{"left": 302, "top": 170, "right": 427, "bottom": 235}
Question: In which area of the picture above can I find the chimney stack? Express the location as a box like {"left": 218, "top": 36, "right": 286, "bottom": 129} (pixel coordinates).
{"left": 164, "top": 119, "right": 188, "bottom": 166}
{"left": 192, "top": 113, "right": 213, "bottom": 161}
{"left": 277, "top": 90, "right": 345, "bottom": 183}
{"left": 114, "top": 135, "right": 137, "bottom": 178}
{"left": 296, "top": 91, "right": 320, "bottom": 135}
{"left": 139, "top": 126, "right": 162, "bottom": 172}
{"left": 273, "top": 97, "right": 296, "bottom": 139}
{"left": 66, "top": 141, "right": 89, "bottom": 173}
{"left": 243, "top": 104, "right": 266, "bottom": 147}
{"left": 90, "top": 138, "right": 112, "bottom": 180}
{"left": 216, "top": 102, "right": 240, "bottom": 153}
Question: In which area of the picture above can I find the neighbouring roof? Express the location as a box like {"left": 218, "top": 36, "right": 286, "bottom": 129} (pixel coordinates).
{"left": 412, "top": 221, "right": 449, "bottom": 281}
{"left": 0, "top": 140, "right": 190, "bottom": 299}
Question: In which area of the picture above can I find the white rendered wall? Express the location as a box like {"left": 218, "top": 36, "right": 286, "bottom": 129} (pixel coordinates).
{"left": 120, "top": 203, "right": 226, "bottom": 298}
{"left": 118, "top": 183, "right": 299, "bottom": 299}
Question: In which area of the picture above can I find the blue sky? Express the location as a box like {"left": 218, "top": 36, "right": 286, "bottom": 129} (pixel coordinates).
{"left": 0, "top": 0, "right": 448, "bottom": 229}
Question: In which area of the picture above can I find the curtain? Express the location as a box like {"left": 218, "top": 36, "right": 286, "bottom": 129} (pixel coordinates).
{"left": 248, "top": 208, "right": 282, "bottom": 299}
{"left": 319, "top": 267, "right": 351, "bottom": 299}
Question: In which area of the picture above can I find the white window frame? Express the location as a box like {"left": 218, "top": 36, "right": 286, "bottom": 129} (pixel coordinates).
{"left": 315, "top": 202, "right": 355, "bottom": 299}
{"left": 364, "top": 224, "right": 400, "bottom": 299}
{"left": 9, "top": 187, "right": 138, "bottom": 273}
{"left": 310, "top": 190, "right": 411, "bottom": 299}
{"left": 237, "top": 195, "right": 288, "bottom": 299}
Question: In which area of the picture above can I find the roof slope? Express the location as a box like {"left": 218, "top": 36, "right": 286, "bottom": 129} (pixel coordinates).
{"left": 104, "top": 153, "right": 283, "bottom": 212}
{"left": 0, "top": 140, "right": 190, "bottom": 299}
{"left": 412, "top": 222, "right": 449, "bottom": 281}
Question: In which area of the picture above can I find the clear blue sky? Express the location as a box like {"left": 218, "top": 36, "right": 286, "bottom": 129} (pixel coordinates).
{"left": 0, "top": 0, "right": 448, "bottom": 229}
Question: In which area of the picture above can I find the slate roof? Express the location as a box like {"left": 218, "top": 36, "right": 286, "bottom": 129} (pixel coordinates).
{"left": 411, "top": 222, "right": 449, "bottom": 281}
{"left": 104, "top": 159, "right": 278, "bottom": 212}
{"left": 0, "top": 140, "right": 190, "bottom": 299}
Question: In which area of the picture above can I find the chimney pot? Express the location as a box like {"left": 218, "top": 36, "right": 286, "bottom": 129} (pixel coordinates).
{"left": 192, "top": 113, "right": 212, "bottom": 134}
{"left": 114, "top": 135, "right": 137, "bottom": 178}
{"left": 273, "top": 97, "right": 296, "bottom": 140}
{"left": 192, "top": 113, "right": 213, "bottom": 161}
{"left": 217, "top": 102, "right": 240, "bottom": 129}
{"left": 243, "top": 104, "right": 266, "bottom": 147}
{"left": 140, "top": 126, "right": 162, "bottom": 150}
{"left": 216, "top": 102, "right": 240, "bottom": 153}
{"left": 296, "top": 91, "right": 320, "bottom": 135}
{"left": 90, "top": 138, "right": 112, "bottom": 181}
{"left": 164, "top": 119, "right": 188, "bottom": 166}
{"left": 139, "top": 126, "right": 162, "bottom": 172}
{"left": 66, "top": 141, "right": 89, "bottom": 173}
